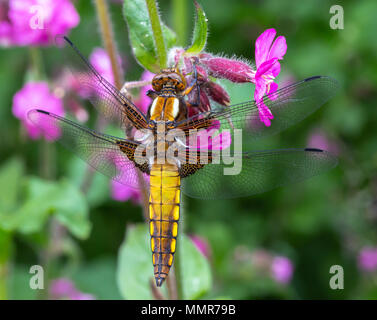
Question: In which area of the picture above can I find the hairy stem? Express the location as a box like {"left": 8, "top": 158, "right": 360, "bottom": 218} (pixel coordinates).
{"left": 94, "top": 0, "right": 123, "bottom": 90}
{"left": 172, "top": 0, "right": 188, "bottom": 46}
{"left": 146, "top": 0, "right": 167, "bottom": 68}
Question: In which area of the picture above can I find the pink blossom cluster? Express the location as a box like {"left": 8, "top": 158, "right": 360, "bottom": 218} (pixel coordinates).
{"left": 0, "top": 0, "right": 79, "bottom": 46}
{"left": 249, "top": 249, "right": 294, "bottom": 284}
{"left": 358, "top": 247, "right": 377, "bottom": 272}
{"left": 49, "top": 278, "right": 95, "bottom": 300}
{"left": 189, "top": 234, "right": 211, "bottom": 259}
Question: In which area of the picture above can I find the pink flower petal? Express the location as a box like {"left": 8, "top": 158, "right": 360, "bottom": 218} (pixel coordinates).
{"left": 7, "top": 0, "right": 79, "bottom": 46}
{"left": 111, "top": 180, "right": 141, "bottom": 204}
{"left": 268, "top": 36, "right": 287, "bottom": 61}
{"left": 270, "top": 61, "right": 281, "bottom": 78}
{"left": 254, "top": 79, "right": 267, "bottom": 101}
{"left": 136, "top": 70, "right": 155, "bottom": 114}
{"left": 255, "top": 58, "right": 278, "bottom": 78}
{"left": 89, "top": 47, "right": 122, "bottom": 85}
{"left": 210, "top": 131, "right": 232, "bottom": 150}
{"left": 271, "top": 256, "right": 294, "bottom": 284}
{"left": 255, "top": 28, "right": 276, "bottom": 67}
{"left": 190, "top": 235, "right": 210, "bottom": 259}
{"left": 358, "top": 247, "right": 377, "bottom": 272}
{"left": 267, "top": 82, "right": 279, "bottom": 100}
{"left": 12, "top": 81, "right": 64, "bottom": 140}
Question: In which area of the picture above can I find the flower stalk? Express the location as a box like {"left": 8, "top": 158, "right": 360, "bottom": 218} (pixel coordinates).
{"left": 172, "top": 0, "right": 188, "bottom": 46}
{"left": 94, "top": 0, "right": 123, "bottom": 90}
{"left": 146, "top": 0, "right": 167, "bottom": 69}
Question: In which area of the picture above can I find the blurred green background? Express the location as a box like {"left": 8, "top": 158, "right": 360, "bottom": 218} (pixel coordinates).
{"left": 1, "top": 0, "right": 377, "bottom": 300}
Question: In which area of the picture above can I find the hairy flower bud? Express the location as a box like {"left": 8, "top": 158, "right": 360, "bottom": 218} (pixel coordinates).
{"left": 199, "top": 90, "right": 211, "bottom": 112}
{"left": 201, "top": 57, "right": 255, "bottom": 83}
{"left": 205, "top": 81, "right": 230, "bottom": 106}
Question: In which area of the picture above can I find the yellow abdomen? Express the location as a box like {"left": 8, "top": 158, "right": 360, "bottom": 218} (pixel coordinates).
{"left": 149, "top": 163, "right": 181, "bottom": 287}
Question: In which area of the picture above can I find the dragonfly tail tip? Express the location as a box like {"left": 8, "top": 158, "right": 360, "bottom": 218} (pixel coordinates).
{"left": 155, "top": 277, "right": 165, "bottom": 287}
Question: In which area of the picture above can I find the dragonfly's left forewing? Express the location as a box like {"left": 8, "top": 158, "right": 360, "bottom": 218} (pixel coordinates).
{"left": 28, "top": 109, "right": 148, "bottom": 189}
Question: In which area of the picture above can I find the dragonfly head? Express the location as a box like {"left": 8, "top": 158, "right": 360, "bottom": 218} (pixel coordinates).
{"left": 152, "top": 68, "right": 186, "bottom": 93}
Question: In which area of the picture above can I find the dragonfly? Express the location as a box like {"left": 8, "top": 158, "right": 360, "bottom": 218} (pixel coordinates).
{"left": 28, "top": 36, "right": 339, "bottom": 287}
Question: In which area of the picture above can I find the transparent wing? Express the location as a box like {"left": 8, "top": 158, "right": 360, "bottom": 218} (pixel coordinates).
{"left": 182, "top": 148, "right": 338, "bottom": 199}
{"left": 28, "top": 109, "right": 148, "bottom": 189}
{"left": 175, "top": 76, "right": 339, "bottom": 141}
{"left": 56, "top": 36, "right": 148, "bottom": 130}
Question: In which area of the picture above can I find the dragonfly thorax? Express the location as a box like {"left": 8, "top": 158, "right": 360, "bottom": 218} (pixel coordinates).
{"left": 149, "top": 96, "right": 181, "bottom": 121}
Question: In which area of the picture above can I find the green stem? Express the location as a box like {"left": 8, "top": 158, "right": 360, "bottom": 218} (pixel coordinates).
{"left": 29, "top": 47, "right": 44, "bottom": 80}
{"left": 174, "top": 209, "right": 184, "bottom": 300}
{"left": 40, "top": 140, "right": 55, "bottom": 180}
{"left": 94, "top": 0, "right": 123, "bottom": 90}
{"left": 0, "top": 231, "right": 12, "bottom": 300}
{"left": 146, "top": 0, "right": 167, "bottom": 68}
{"left": 0, "top": 263, "right": 8, "bottom": 300}
{"left": 172, "top": 0, "right": 188, "bottom": 46}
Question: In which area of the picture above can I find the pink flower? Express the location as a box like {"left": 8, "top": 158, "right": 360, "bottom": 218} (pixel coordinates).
{"left": 193, "top": 128, "right": 232, "bottom": 151}
{"left": 190, "top": 235, "right": 210, "bottom": 259}
{"left": 111, "top": 180, "right": 142, "bottom": 204}
{"left": 3, "top": 0, "right": 79, "bottom": 46}
{"left": 89, "top": 47, "right": 121, "bottom": 86}
{"left": 109, "top": 153, "right": 149, "bottom": 204}
{"left": 270, "top": 256, "right": 294, "bottom": 284}
{"left": 135, "top": 70, "right": 155, "bottom": 114}
{"left": 307, "top": 128, "right": 340, "bottom": 155}
{"left": 358, "top": 247, "right": 377, "bottom": 272}
{"left": 50, "top": 278, "right": 95, "bottom": 300}
{"left": 0, "top": 16, "right": 12, "bottom": 46}
{"left": 252, "top": 28, "right": 287, "bottom": 126}
{"left": 12, "top": 82, "right": 64, "bottom": 140}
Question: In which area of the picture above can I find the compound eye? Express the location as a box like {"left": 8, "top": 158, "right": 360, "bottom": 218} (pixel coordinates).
{"left": 152, "top": 78, "right": 162, "bottom": 91}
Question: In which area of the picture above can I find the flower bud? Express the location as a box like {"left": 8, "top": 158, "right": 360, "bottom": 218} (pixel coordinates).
{"left": 201, "top": 57, "right": 255, "bottom": 83}
{"left": 205, "top": 81, "right": 230, "bottom": 106}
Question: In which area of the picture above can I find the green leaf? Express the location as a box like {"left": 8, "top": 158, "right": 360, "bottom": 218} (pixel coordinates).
{"left": 72, "top": 257, "right": 122, "bottom": 300}
{"left": 8, "top": 264, "right": 38, "bottom": 300}
{"left": 117, "top": 223, "right": 212, "bottom": 299}
{"left": 0, "top": 178, "right": 91, "bottom": 239}
{"left": 0, "top": 158, "right": 24, "bottom": 212}
{"left": 123, "top": 0, "right": 177, "bottom": 72}
{"left": 180, "top": 235, "right": 212, "bottom": 299}
{"left": 53, "top": 179, "right": 91, "bottom": 239}
{"left": 0, "top": 229, "right": 12, "bottom": 264}
{"left": 186, "top": 1, "right": 208, "bottom": 54}
{"left": 66, "top": 157, "right": 109, "bottom": 208}
{"left": 0, "top": 177, "right": 56, "bottom": 233}
{"left": 117, "top": 224, "right": 158, "bottom": 300}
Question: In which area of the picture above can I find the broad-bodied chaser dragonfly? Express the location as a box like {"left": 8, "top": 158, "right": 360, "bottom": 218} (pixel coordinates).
{"left": 28, "top": 37, "right": 339, "bottom": 287}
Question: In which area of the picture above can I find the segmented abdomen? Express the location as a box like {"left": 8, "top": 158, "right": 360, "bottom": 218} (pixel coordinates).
{"left": 149, "top": 163, "right": 180, "bottom": 287}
